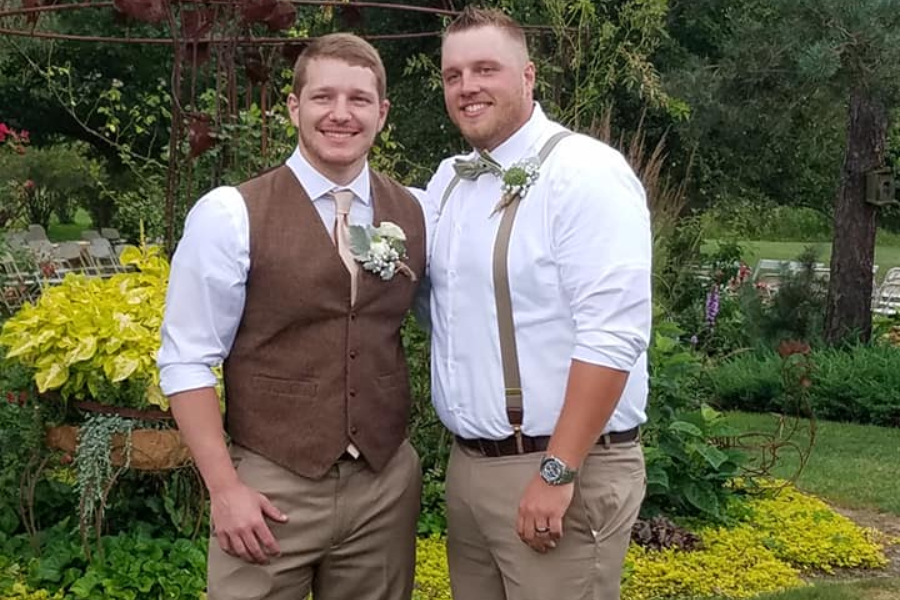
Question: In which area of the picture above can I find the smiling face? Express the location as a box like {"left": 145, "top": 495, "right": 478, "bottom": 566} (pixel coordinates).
{"left": 441, "top": 25, "right": 535, "bottom": 152}
{"left": 287, "top": 57, "right": 389, "bottom": 185}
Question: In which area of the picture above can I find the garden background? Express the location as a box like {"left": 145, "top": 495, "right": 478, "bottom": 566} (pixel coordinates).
{"left": 1, "top": 1, "right": 900, "bottom": 599}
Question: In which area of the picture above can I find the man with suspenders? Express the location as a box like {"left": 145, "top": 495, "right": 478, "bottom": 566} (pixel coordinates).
{"left": 420, "top": 8, "right": 652, "bottom": 599}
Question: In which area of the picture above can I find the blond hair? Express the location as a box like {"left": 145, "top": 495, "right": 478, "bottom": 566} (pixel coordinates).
{"left": 292, "top": 33, "right": 387, "bottom": 100}
{"left": 443, "top": 6, "right": 528, "bottom": 54}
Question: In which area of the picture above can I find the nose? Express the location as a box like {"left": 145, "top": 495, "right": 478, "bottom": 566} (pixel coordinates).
{"left": 460, "top": 71, "right": 479, "bottom": 96}
{"left": 329, "top": 96, "right": 351, "bottom": 121}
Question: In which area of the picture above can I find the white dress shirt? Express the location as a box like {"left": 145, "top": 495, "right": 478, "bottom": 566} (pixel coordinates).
{"left": 420, "top": 104, "right": 652, "bottom": 440}
{"left": 158, "top": 148, "right": 374, "bottom": 396}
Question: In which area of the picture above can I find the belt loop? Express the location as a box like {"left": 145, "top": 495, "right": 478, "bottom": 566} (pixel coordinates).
{"left": 600, "top": 433, "right": 611, "bottom": 449}
{"left": 513, "top": 425, "right": 525, "bottom": 454}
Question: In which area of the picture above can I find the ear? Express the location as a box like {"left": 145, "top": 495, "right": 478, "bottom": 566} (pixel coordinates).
{"left": 523, "top": 61, "right": 536, "bottom": 97}
{"left": 287, "top": 92, "right": 301, "bottom": 128}
{"left": 377, "top": 98, "right": 391, "bottom": 132}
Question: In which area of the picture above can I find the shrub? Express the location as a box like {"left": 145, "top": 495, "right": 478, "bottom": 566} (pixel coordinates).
{"left": 738, "top": 248, "right": 828, "bottom": 348}
{"left": 700, "top": 199, "right": 831, "bottom": 242}
{"left": 0, "top": 143, "right": 104, "bottom": 230}
{"left": 0, "top": 245, "right": 169, "bottom": 409}
{"left": 644, "top": 317, "right": 748, "bottom": 520}
{"left": 707, "top": 345, "right": 900, "bottom": 426}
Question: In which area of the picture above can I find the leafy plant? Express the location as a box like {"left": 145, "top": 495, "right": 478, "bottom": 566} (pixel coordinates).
{"left": 0, "top": 245, "right": 169, "bottom": 409}
{"left": 644, "top": 316, "right": 747, "bottom": 520}
{"left": 74, "top": 413, "right": 135, "bottom": 548}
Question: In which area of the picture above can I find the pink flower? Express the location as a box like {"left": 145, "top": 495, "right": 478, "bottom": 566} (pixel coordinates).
{"left": 23, "top": 179, "right": 35, "bottom": 190}
{"left": 19, "top": 130, "right": 29, "bottom": 142}
{"left": 0, "top": 123, "right": 9, "bottom": 143}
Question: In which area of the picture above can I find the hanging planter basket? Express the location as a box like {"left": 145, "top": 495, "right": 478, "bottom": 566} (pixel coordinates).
{"left": 44, "top": 401, "right": 192, "bottom": 471}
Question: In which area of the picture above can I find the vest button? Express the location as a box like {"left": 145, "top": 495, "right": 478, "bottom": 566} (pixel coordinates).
{"left": 349, "top": 312, "right": 357, "bottom": 321}
{"left": 349, "top": 350, "right": 357, "bottom": 359}
{"left": 350, "top": 426, "right": 358, "bottom": 434}
{"left": 349, "top": 389, "right": 357, "bottom": 397}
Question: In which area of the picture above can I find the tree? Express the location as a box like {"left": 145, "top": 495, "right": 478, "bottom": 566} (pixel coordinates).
{"left": 784, "top": 1, "right": 900, "bottom": 343}
{"left": 665, "top": 0, "right": 900, "bottom": 343}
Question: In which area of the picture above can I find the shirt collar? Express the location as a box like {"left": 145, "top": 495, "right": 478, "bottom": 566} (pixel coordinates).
{"left": 482, "top": 102, "right": 550, "bottom": 170}
{"left": 285, "top": 147, "right": 372, "bottom": 206}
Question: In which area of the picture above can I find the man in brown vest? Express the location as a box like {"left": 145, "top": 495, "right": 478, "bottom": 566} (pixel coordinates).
{"left": 158, "top": 33, "right": 426, "bottom": 600}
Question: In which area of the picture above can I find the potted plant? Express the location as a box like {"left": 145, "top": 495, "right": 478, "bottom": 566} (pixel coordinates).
{"left": 0, "top": 243, "right": 194, "bottom": 545}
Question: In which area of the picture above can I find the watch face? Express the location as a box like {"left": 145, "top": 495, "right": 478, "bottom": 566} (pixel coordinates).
{"left": 541, "top": 458, "right": 564, "bottom": 482}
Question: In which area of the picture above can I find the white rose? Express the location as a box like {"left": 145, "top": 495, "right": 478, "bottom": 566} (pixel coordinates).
{"left": 376, "top": 221, "right": 406, "bottom": 241}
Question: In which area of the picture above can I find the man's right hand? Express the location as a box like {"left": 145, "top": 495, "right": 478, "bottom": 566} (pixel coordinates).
{"left": 210, "top": 481, "right": 288, "bottom": 564}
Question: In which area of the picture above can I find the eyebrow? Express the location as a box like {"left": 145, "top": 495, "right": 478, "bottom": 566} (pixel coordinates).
{"left": 442, "top": 59, "right": 502, "bottom": 75}
{"left": 308, "top": 86, "right": 376, "bottom": 98}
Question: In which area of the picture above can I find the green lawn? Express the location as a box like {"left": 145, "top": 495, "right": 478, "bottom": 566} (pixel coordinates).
{"left": 46, "top": 208, "right": 92, "bottom": 242}
{"left": 714, "top": 412, "right": 900, "bottom": 600}
{"left": 736, "top": 578, "right": 900, "bottom": 600}
{"left": 725, "top": 411, "right": 900, "bottom": 516}
{"left": 705, "top": 236, "right": 900, "bottom": 283}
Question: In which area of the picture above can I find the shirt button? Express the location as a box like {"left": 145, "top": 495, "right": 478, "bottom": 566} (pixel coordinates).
{"left": 349, "top": 389, "right": 357, "bottom": 397}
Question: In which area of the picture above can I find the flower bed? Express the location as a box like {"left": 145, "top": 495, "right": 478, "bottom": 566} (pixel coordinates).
{"left": 412, "top": 483, "right": 890, "bottom": 600}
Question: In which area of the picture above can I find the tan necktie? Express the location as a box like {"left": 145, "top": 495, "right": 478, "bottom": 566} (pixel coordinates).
{"left": 332, "top": 189, "right": 361, "bottom": 460}
{"left": 331, "top": 189, "right": 359, "bottom": 306}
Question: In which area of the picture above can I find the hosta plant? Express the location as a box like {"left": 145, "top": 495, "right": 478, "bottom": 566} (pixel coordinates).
{"left": 0, "top": 245, "right": 169, "bottom": 410}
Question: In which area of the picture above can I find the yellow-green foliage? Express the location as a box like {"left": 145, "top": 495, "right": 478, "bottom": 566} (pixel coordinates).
{"left": 0, "top": 245, "right": 169, "bottom": 409}
{"left": 411, "top": 484, "right": 888, "bottom": 600}
{"left": 414, "top": 536, "right": 451, "bottom": 600}
{"left": 623, "top": 528, "right": 804, "bottom": 599}
{"left": 731, "top": 484, "right": 888, "bottom": 572}
{"left": 0, "top": 582, "right": 65, "bottom": 599}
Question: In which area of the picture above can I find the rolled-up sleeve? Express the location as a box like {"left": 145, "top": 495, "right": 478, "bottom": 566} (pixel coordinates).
{"left": 549, "top": 140, "right": 652, "bottom": 371}
{"left": 158, "top": 187, "right": 250, "bottom": 396}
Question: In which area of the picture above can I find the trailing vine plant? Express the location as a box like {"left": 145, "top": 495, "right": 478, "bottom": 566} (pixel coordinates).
{"left": 75, "top": 413, "right": 135, "bottom": 560}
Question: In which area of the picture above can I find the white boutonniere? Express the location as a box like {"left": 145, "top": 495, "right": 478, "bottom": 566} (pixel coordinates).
{"left": 348, "top": 221, "right": 417, "bottom": 282}
{"left": 494, "top": 158, "right": 540, "bottom": 215}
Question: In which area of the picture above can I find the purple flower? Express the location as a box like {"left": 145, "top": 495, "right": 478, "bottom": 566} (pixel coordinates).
{"left": 705, "top": 286, "right": 720, "bottom": 328}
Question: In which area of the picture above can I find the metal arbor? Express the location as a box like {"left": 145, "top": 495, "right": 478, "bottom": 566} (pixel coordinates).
{"left": 0, "top": 0, "right": 460, "bottom": 248}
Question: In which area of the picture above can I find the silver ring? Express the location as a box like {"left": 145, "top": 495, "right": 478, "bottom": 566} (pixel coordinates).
{"left": 534, "top": 526, "right": 550, "bottom": 534}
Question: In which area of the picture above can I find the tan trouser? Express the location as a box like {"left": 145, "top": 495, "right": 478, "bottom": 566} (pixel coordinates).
{"left": 446, "top": 440, "right": 645, "bottom": 600}
{"left": 208, "top": 440, "right": 421, "bottom": 600}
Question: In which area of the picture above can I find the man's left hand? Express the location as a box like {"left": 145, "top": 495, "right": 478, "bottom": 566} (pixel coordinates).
{"left": 516, "top": 474, "right": 574, "bottom": 553}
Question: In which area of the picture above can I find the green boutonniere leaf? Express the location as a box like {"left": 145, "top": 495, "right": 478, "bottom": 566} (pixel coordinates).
{"left": 348, "top": 224, "right": 371, "bottom": 256}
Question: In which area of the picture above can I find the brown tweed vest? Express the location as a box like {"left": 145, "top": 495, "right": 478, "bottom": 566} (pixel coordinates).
{"left": 223, "top": 165, "right": 426, "bottom": 479}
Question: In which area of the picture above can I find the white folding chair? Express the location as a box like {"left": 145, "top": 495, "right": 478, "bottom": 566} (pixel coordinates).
{"left": 0, "top": 253, "right": 41, "bottom": 312}
{"left": 873, "top": 283, "right": 900, "bottom": 316}
{"left": 85, "top": 238, "right": 122, "bottom": 276}
{"left": 25, "top": 224, "right": 49, "bottom": 242}
{"left": 100, "top": 227, "right": 123, "bottom": 243}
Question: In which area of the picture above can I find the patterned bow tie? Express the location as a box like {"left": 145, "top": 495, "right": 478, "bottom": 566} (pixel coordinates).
{"left": 453, "top": 151, "right": 503, "bottom": 181}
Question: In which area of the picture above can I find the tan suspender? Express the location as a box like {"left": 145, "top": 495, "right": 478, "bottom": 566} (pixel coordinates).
{"left": 492, "top": 130, "right": 572, "bottom": 447}
{"left": 440, "top": 131, "right": 573, "bottom": 446}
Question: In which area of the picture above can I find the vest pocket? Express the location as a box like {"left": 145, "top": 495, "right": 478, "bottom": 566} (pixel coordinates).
{"left": 377, "top": 371, "right": 407, "bottom": 391}
{"left": 252, "top": 374, "right": 318, "bottom": 397}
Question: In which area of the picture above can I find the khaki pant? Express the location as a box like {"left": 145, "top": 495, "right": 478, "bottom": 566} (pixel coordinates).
{"left": 446, "top": 440, "right": 645, "bottom": 600}
{"left": 208, "top": 441, "right": 421, "bottom": 600}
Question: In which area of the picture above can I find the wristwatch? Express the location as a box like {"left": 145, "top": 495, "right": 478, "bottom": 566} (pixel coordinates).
{"left": 539, "top": 455, "right": 577, "bottom": 486}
